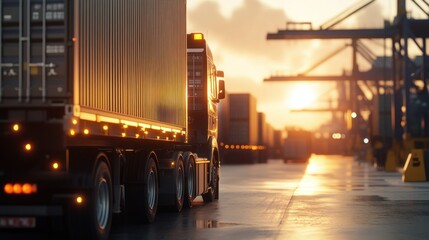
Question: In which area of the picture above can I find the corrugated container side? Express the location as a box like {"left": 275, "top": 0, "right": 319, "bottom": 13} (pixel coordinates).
{"left": 0, "top": 0, "right": 69, "bottom": 104}
{"left": 229, "top": 94, "right": 252, "bottom": 121}
{"left": 76, "top": 0, "right": 187, "bottom": 128}
{"left": 228, "top": 94, "right": 258, "bottom": 144}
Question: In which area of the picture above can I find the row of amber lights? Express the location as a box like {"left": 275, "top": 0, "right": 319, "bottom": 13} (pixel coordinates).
{"left": 221, "top": 144, "right": 266, "bottom": 151}
{"left": 3, "top": 183, "right": 84, "bottom": 204}
{"left": 4, "top": 183, "right": 37, "bottom": 195}
{"left": 70, "top": 119, "right": 180, "bottom": 140}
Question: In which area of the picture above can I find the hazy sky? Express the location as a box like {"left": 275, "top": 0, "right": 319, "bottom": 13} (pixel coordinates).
{"left": 187, "top": 0, "right": 396, "bottom": 130}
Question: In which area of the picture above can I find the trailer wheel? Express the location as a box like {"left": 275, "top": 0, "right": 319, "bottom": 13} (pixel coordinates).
{"left": 184, "top": 155, "right": 196, "bottom": 208}
{"left": 174, "top": 156, "right": 185, "bottom": 212}
{"left": 144, "top": 156, "right": 159, "bottom": 222}
{"left": 92, "top": 161, "right": 113, "bottom": 239}
{"left": 126, "top": 154, "right": 159, "bottom": 223}
{"left": 68, "top": 152, "right": 112, "bottom": 240}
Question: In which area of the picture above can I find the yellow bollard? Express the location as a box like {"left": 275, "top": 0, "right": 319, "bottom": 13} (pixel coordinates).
{"left": 402, "top": 149, "right": 427, "bottom": 182}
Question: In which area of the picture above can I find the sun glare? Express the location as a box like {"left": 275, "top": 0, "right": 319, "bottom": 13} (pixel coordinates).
{"left": 286, "top": 84, "right": 317, "bottom": 110}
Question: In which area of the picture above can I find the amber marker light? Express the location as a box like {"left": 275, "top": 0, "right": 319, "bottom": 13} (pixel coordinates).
{"left": 72, "top": 119, "right": 78, "bottom": 125}
{"left": 70, "top": 129, "right": 76, "bottom": 136}
{"left": 193, "top": 33, "right": 203, "bottom": 40}
{"left": 83, "top": 129, "right": 89, "bottom": 135}
{"left": 170, "top": 161, "right": 175, "bottom": 167}
{"left": 52, "top": 162, "right": 60, "bottom": 170}
{"left": 4, "top": 183, "right": 13, "bottom": 194}
{"left": 22, "top": 183, "right": 33, "bottom": 194}
{"left": 76, "top": 195, "right": 84, "bottom": 204}
{"left": 24, "top": 143, "right": 32, "bottom": 151}
{"left": 13, "top": 183, "right": 22, "bottom": 194}
{"left": 103, "top": 125, "right": 108, "bottom": 131}
{"left": 12, "top": 124, "right": 20, "bottom": 132}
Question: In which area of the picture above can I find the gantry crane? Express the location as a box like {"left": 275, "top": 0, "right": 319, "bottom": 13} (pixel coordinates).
{"left": 265, "top": 0, "right": 429, "bottom": 167}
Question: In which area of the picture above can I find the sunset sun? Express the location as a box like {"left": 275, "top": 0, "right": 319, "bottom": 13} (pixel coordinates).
{"left": 286, "top": 84, "right": 317, "bottom": 110}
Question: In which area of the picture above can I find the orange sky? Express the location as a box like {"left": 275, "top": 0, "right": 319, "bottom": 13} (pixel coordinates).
{"left": 186, "top": 0, "right": 397, "bottom": 130}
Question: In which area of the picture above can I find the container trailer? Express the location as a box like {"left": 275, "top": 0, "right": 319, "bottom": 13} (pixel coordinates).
{"left": 0, "top": 1, "right": 224, "bottom": 239}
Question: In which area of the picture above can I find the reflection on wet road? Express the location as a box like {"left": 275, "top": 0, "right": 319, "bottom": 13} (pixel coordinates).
{"left": 111, "top": 158, "right": 307, "bottom": 239}
{"left": 3, "top": 155, "right": 429, "bottom": 239}
{"left": 111, "top": 155, "right": 429, "bottom": 240}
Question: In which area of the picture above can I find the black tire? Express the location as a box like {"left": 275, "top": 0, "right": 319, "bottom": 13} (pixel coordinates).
{"left": 67, "top": 152, "right": 112, "bottom": 240}
{"left": 126, "top": 155, "right": 159, "bottom": 223}
{"left": 174, "top": 156, "right": 185, "bottom": 212}
{"left": 142, "top": 156, "right": 159, "bottom": 222}
{"left": 184, "top": 156, "right": 196, "bottom": 209}
{"left": 91, "top": 161, "right": 113, "bottom": 240}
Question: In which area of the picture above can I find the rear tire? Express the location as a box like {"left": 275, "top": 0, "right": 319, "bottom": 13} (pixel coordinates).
{"left": 174, "top": 156, "right": 185, "bottom": 212}
{"left": 126, "top": 154, "right": 159, "bottom": 223}
{"left": 92, "top": 161, "right": 113, "bottom": 240}
{"left": 143, "top": 156, "right": 159, "bottom": 223}
{"left": 184, "top": 155, "right": 196, "bottom": 208}
{"left": 69, "top": 158, "right": 112, "bottom": 240}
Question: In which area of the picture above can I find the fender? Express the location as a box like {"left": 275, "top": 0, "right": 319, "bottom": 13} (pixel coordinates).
{"left": 207, "top": 136, "right": 220, "bottom": 167}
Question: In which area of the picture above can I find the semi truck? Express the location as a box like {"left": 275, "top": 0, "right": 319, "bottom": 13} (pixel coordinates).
{"left": 0, "top": 1, "right": 224, "bottom": 239}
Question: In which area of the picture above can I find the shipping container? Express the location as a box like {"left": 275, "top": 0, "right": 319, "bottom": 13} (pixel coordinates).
{"left": 283, "top": 129, "right": 312, "bottom": 162}
{"left": 272, "top": 129, "right": 284, "bottom": 159}
{"left": 257, "top": 112, "right": 268, "bottom": 163}
{"left": 0, "top": 2, "right": 225, "bottom": 239}
{"left": 228, "top": 93, "right": 258, "bottom": 144}
{"left": 220, "top": 93, "right": 262, "bottom": 164}
{"left": 0, "top": 0, "right": 187, "bottom": 130}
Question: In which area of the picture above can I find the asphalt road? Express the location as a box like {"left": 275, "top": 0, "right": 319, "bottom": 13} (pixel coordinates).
{"left": 111, "top": 155, "right": 429, "bottom": 240}
{"left": 111, "top": 157, "right": 307, "bottom": 240}
{"left": 4, "top": 155, "right": 429, "bottom": 239}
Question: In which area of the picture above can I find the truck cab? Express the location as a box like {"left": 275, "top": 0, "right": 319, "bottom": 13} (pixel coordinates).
{"left": 187, "top": 33, "right": 225, "bottom": 148}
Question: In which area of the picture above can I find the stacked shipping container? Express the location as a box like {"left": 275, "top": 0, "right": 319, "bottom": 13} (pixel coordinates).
{"left": 219, "top": 93, "right": 275, "bottom": 164}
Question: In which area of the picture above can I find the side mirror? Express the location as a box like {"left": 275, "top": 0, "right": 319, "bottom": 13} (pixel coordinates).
{"left": 218, "top": 80, "right": 225, "bottom": 100}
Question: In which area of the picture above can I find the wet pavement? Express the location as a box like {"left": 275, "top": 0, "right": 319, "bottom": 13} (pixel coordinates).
{"left": 3, "top": 155, "right": 429, "bottom": 239}
{"left": 111, "top": 154, "right": 429, "bottom": 239}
